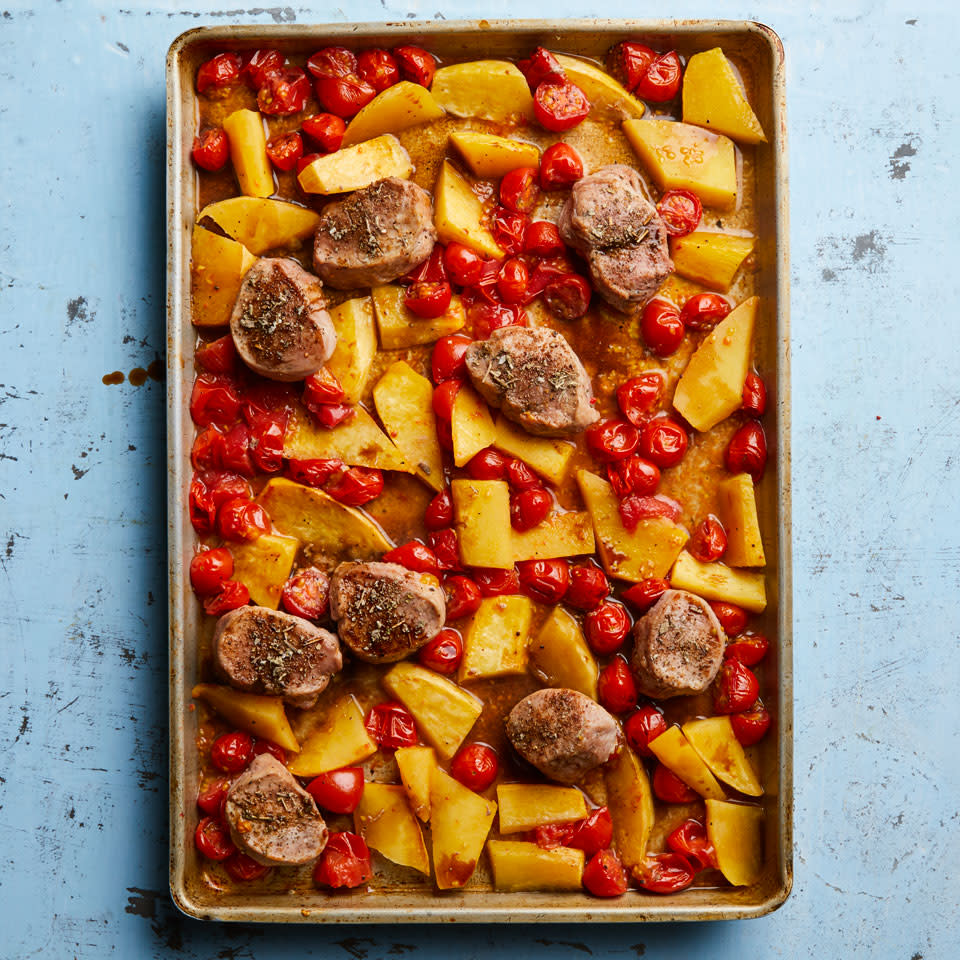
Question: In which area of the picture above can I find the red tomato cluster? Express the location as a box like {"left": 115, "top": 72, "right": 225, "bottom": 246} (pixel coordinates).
{"left": 607, "top": 41, "right": 683, "bottom": 102}
{"left": 518, "top": 46, "right": 591, "bottom": 132}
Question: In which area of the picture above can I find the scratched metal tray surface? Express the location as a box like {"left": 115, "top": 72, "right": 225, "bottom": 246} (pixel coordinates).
{"left": 166, "top": 19, "right": 791, "bottom": 923}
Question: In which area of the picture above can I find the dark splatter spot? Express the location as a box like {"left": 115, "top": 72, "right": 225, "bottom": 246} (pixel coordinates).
{"left": 851, "top": 231, "right": 887, "bottom": 268}
{"left": 147, "top": 356, "right": 165, "bottom": 381}
{"left": 889, "top": 138, "right": 918, "bottom": 180}
{"left": 128, "top": 367, "right": 148, "bottom": 386}
{"left": 906, "top": 18, "right": 917, "bottom": 25}
{"left": 631, "top": 946, "right": 647, "bottom": 957}
{"left": 335, "top": 939, "right": 376, "bottom": 959}
{"left": 103, "top": 371, "right": 125, "bottom": 385}
{"left": 147, "top": 591, "right": 155, "bottom": 605}
{"left": 117, "top": 40, "right": 129, "bottom": 51}
{"left": 14, "top": 707, "right": 29, "bottom": 743}
{"left": 822, "top": 268, "right": 837, "bottom": 282}
{"left": 535, "top": 941, "right": 592, "bottom": 956}
{"left": 71, "top": 464, "right": 89, "bottom": 480}
{"left": 66, "top": 296, "right": 91, "bottom": 327}
{"left": 386, "top": 947, "right": 418, "bottom": 957}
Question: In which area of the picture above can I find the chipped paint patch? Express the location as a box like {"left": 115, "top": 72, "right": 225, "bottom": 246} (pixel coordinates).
{"left": 889, "top": 137, "right": 919, "bottom": 179}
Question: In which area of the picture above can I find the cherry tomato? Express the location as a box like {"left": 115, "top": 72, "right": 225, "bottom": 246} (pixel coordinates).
{"left": 636, "top": 852, "right": 696, "bottom": 893}
{"left": 471, "top": 567, "right": 519, "bottom": 598}
{"left": 467, "top": 446, "right": 509, "bottom": 481}
{"left": 356, "top": 48, "right": 400, "bottom": 92}
{"left": 504, "top": 459, "right": 540, "bottom": 491}
{"left": 393, "top": 45, "right": 436, "bottom": 87}
{"left": 622, "top": 577, "right": 670, "bottom": 613}
{"left": 725, "top": 633, "right": 770, "bottom": 666}
{"left": 365, "top": 701, "right": 418, "bottom": 750}
{"left": 427, "top": 381, "right": 459, "bottom": 423}
{"left": 383, "top": 541, "right": 440, "bottom": 577}
{"left": 196, "top": 52, "right": 242, "bottom": 96}
{"left": 584, "top": 600, "right": 631, "bottom": 655}
{"left": 326, "top": 466, "right": 384, "bottom": 507}
{"left": 624, "top": 705, "right": 668, "bottom": 757}
{"left": 657, "top": 189, "right": 702, "bottom": 237}
{"left": 220, "top": 422, "right": 254, "bottom": 478}
{"left": 296, "top": 152, "right": 322, "bottom": 175}
{"left": 532, "top": 822, "right": 574, "bottom": 848}
{"left": 493, "top": 206, "right": 528, "bottom": 256}
{"left": 251, "top": 739, "right": 286, "bottom": 765}
{"left": 197, "top": 779, "right": 230, "bottom": 817}
{"left": 190, "top": 373, "right": 242, "bottom": 428}
{"left": 598, "top": 656, "right": 638, "bottom": 714}
{"left": 190, "top": 548, "right": 234, "bottom": 596}
{"left": 510, "top": 487, "right": 552, "bottom": 531}
{"left": 418, "top": 628, "right": 464, "bottom": 675}
{"left": 265, "top": 131, "right": 303, "bottom": 172}
{"left": 534, "top": 79, "right": 590, "bottom": 132}
{"left": 450, "top": 742, "right": 499, "bottom": 792}
{"left": 742, "top": 372, "right": 768, "bottom": 417}
{"left": 543, "top": 274, "right": 592, "bottom": 320}
{"left": 710, "top": 600, "right": 748, "bottom": 637}
{"left": 726, "top": 421, "right": 767, "bottom": 482}
{"left": 616, "top": 372, "right": 663, "bottom": 426}
{"left": 195, "top": 334, "right": 237, "bottom": 374}
{"left": 306, "top": 767, "right": 365, "bottom": 814}
{"left": 432, "top": 334, "right": 472, "bottom": 382}
{"left": 607, "top": 455, "right": 660, "bottom": 498}
{"left": 224, "top": 852, "right": 271, "bottom": 882}
{"left": 539, "top": 142, "right": 584, "bottom": 190}
{"left": 303, "top": 367, "right": 345, "bottom": 406}
{"left": 211, "top": 731, "right": 254, "bottom": 773}
{"left": 500, "top": 166, "right": 540, "bottom": 214}
{"left": 585, "top": 419, "right": 640, "bottom": 464}
{"left": 241, "top": 48, "right": 285, "bottom": 89}
{"left": 565, "top": 564, "right": 609, "bottom": 611}
{"left": 194, "top": 815, "right": 236, "bottom": 861}
{"left": 517, "top": 46, "right": 564, "bottom": 89}
{"left": 568, "top": 806, "right": 613, "bottom": 854}
{"left": 634, "top": 50, "right": 683, "bottom": 102}
{"left": 731, "top": 699, "right": 772, "bottom": 746}
{"left": 427, "top": 528, "right": 462, "bottom": 572}
{"left": 315, "top": 72, "right": 376, "bottom": 117}
{"left": 522, "top": 221, "right": 564, "bottom": 257}
{"left": 582, "top": 849, "right": 628, "bottom": 898}
{"left": 425, "top": 489, "right": 454, "bottom": 530}
{"left": 280, "top": 566, "right": 330, "bottom": 620}
{"left": 313, "top": 831, "right": 372, "bottom": 889}
{"left": 681, "top": 292, "right": 731, "bottom": 332}
{"left": 689, "top": 515, "right": 727, "bottom": 563}
{"left": 247, "top": 410, "right": 287, "bottom": 474}
{"left": 258, "top": 67, "right": 311, "bottom": 116}
{"left": 652, "top": 763, "right": 698, "bottom": 804}
{"left": 517, "top": 558, "right": 570, "bottom": 604}
{"left": 307, "top": 402, "right": 354, "bottom": 429}
{"left": 641, "top": 298, "right": 684, "bottom": 356}
{"left": 607, "top": 41, "right": 657, "bottom": 92}
{"left": 189, "top": 470, "right": 252, "bottom": 534}
{"left": 442, "top": 242, "right": 484, "bottom": 287}
{"left": 284, "top": 457, "right": 344, "bottom": 487}
{"left": 405, "top": 279, "right": 453, "bottom": 319}
{"left": 242, "top": 379, "right": 295, "bottom": 421}
{"left": 306, "top": 46, "right": 356, "bottom": 79}
{"left": 192, "top": 127, "right": 230, "bottom": 171}
{"left": 471, "top": 301, "right": 527, "bottom": 338}
{"left": 618, "top": 494, "right": 681, "bottom": 532}
{"left": 301, "top": 113, "right": 346, "bottom": 153}
{"left": 666, "top": 819, "right": 718, "bottom": 872}
{"left": 497, "top": 258, "right": 530, "bottom": 304}
{"left": 202, "top": 580, "right": 251, "bottom": 616}
{"left": 216, "top": 497, "right": 269, "bottom": 542}
{"left": 444, "top": 575, "right": 482, "bottom": 620}
{"left": 639, "top": 416, "right": 688, "bottom": 469}
{"left": 714, "top": 658, "right": 760, "bottom": 714}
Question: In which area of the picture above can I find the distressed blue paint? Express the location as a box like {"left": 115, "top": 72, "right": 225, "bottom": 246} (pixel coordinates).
{"left": 0, "top": 0, "right": 957, "bottom": 957}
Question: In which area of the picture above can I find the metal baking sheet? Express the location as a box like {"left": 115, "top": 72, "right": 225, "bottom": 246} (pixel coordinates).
{"left": 167, "top": 18, "right": 791, "bottom": 922}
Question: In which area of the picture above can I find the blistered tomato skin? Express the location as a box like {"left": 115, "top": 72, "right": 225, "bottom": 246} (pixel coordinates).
{"left": 597, "top": 656, "right": 638, "bottom": 714}
{"left": 192, "top": 128, "right": 230, "bottom": 171}
{"left": 585, "top": 419, "right": 640, "bottom": 463}
{"left": 365, "top": 701, "right": 419, "bottom": 749}
{"left": 510, "top": 488, "right": 552, "bottom": 531}
{"left": 406, "top": 280, "right": 453, "bottom": 319}
{"left": 225, "top": 852, "right": 271, "bottom": 881}
{"left": 443, "top": 576, "right": 482, "bottom": 620}
{"left": 742, "top": 372, "right": 768, "bottom": 417}
{"left": 667, "top": 819, "right": 718, "bottom": 872}
{"left": 710, "top": 600, "right": 748, "bottom": 637}
{"left": 726, "top": 421, "right": 768, "bottom": 482}
{"left": 568, "top": 806, "right": 614, "bottom": 854}
{"left": 211, "top": 731, "right": 254, "bottom": 774}
{"left": 190, "top": 548, "right": 234, "bottom": 596}
{"left": 203, "top": 580, "right": 250, "bottom": 616}
{"left": 689, "top": 515, "right": 728, "bottom": 563}
{"left": 624, "top": 705, "right": 668, "bottom": 757}
{"left": 306, "top": 767, "right": 365, "bottom": 814}
{"left": 195, "top": 816, "right": 236, "bottom": 861}
{"left": 425, "top": 489, "right": 454, "bottom": 530}
{"left": 713, "top": 659, "right": 760, "bottom": 715}
{"left": 639, "top": 417, "right": 689, "bottom": 469}
{"left": 622, "top": 577, "right": 670, "bottom": 612}
{"left": 313, "top": 832, "right": 372, "bottom": 889}
{"left": 607, "top": 455, "right": 660, "bottom": 498}
{"left": 584, "top": 601, "right": 631, "bottom": 655}
{"left": 432, "top": 335, "right": 472, "bottom": 383}
{"left": 539, "top": 142, "right": 584, "bottom": 190}
{"left": 356, "top": 48, "right": 400, "bottom": 92}
{"left": 636, "top": 852, "right": 696, "bottom": 893}
{"left": 301, "top": 113, "right": 346, "bottom": 153}
{"left": 565, "top": 565, "right": 609, "bottom": 611}
{"left": 265, "top": 132, "right": 303, "bottom": 172}
{"left": 258, "top": 67, "right": 311, "bottom": 116}
{"left": 450, "top": 742, "right": 499, "bottom": 792}
{"left": 517, "top": 558, "right": 570, "bottom": 604}
{"left": 582, "top": 849, "right": 628, "bottom": 898}
{"left": 634, "top": 51, "right": 683, "bottom": 102}
{"left": 418, "top": 628, "right": 464, "bottom": 674}
{"left": 467, "top": 447, "right": 509, "bottom": 481}
{"left": 393, "top": 45, "right": 436, "bottom": 87}
{"left": 534, "top": 79, "right": 590, "bottom": 132}
{"left": 281, "top": 567, "right": 330, "bottom": 620}
{"left": 652, "top": 763, "right": 698, "bottom": 804}
{"left": 641, "top": 299, "right": 684, "bottom": 356}
{"left": 616, "top": 372, "right": 663, "bottom": 426}
{"left": 681, "top": 293, "right": 731, "bottom": 331}
{"left": 724, "top": 633, "right": 769, "bottom": 666}
{"left": 657, "top": 189, "right": 703, "bottom": 237}
{"left": 382, "top": 540, "right": 441, "bottom": 576}
{"left": 731, "top": 699, "right": 772, "bottom": 745}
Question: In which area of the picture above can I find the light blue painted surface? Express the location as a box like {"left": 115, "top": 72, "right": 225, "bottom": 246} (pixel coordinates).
{"left": 1, "top": 0, "right": 957, "bottom": 956}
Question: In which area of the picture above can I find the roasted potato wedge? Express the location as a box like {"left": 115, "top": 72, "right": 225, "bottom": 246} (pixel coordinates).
{"left": 682, "top": 47, "right": 766, "bottom": 144}
{"left": 197, "top": 197, "right": 320, "bottom": 254}
{"left": 287, "top": 696, "right": 376, "bottom": 776}
{"left": 395, "top": 745, "right": 437, "bottom": 822}
{"left": 452, "top": 478, "right": 512, "bottom": 569}
{"left": 670, "top": 550, "right": 767, "bottom": 612}
{"left": 327, "top": 297, "right": 378, "bottom": 404}
{"left": 496, "top": 783, "right": 588, "bottom": 833}
{"left": 342, "top": 81, "right": 445, "bottom": 147}
{"left": 487, "top": 841, "right": 584, "bottom": 891}
{"left": 648, "top": 725, "right": 726, "bottom": 800}
{"left": 431, "top": 60, "right": 535, "bottom": 123}
{"left": 705, "top": 798, "right": 764, "bottom": 885}
{"left": 682, "top": 716, "right": 763, "bottom": 797}
{"left": 528, "top": 607, "right": 599, "bottom": 700}
{"left": 430, "top": 766, "right": 497, "bottom": 889}
{"left": 355, "top": 782, "right": 430, "bottom": 874}
{"left": 192, "top": 684, "right": 299, "bottom": 753}
{"left": 190, "top": 226, "right": 256, "bottom": 328}
{"left": 449, "top": 130, "right": 541, "bottom": 178}
{"left": 459, "top": 594, "right": 532, "bottom": 682}
{"left": 297, "top": 134, "right": 413, "bottom": 194}
{"left": 228, "top": 533, "right": 298, "bottom": 609}
{"left": 372, "top": 284, "right": 466, "bottom": 350}
{"left": 222, "top": 108, "right": 273, "bottom": 198}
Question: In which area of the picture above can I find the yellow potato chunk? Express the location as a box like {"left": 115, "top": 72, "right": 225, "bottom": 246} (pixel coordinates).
{"left": 342, "top": 81, "right": 445, "bottom": 147}
{"left": 431, "top": 60, "right": 535, "bottom": 123}
{"left": 717, "top": 473, "right": 766, "bottom": 567}
{"left": 451, "top": 386, "right": 497, "bottom": 468}
{"left": 673, "top": 296, "right": 758, "bottom": 431}
{"left": 511, "top": 511, "right": 595, "bottom": 562}
{"left": 382, "top": 662, "right": 483, "bottom": 760}
{"left": 648, "top": 725, "right": 725, "bottom": 800}
{"left": 283, "top": 404, "right": 412, "bottom": 473}
{"left": 705, "top": 798, "right": 764, "bottom": 886}
{"left": 682, "top": 716, "right": 763, "bottom": 797}
{"left": 493, "top": 416, "right": 575, "bottom": 485}
{"left": 256, "top": 477, "right": 392, "bottom": 564}
{"left": 451, "top": 478, "right": 512, "bottom": 569}
{"left": 670, "top": 550, "right": 766, "bottom": 612}
{"left": 487, "top": 841, "right": 584, "bottom": 891}
{"left": 603, "top": 744, "right": 655, "bottom": 871}
{"left": 682, "top": 48, "right": 766, "bottom": 145}
{"left": 354, "top": 782, "right": 430, "bottom": 875}
{"left": 190, "top": 226, "right": 256, "bottom": 328}
{"left": 434, "top": 160, "right": 504, "bottom": 259}
{"left": 459, "top": 594, "right": 532, "bottom": 683}
{"left": 395, "top": 745, "right": 437, "bottom": 821}
{"left": 496, "top": 784, "right": 587, "bottom": 833}
{"left": 297, "top": 134, "right": 413, "bottom": 194}
{"left": 197, "top": 197, "right": 320, "bottom": 254}
{"left": 222, "top": 108, "right": 274, "bottom": 198}
{"left": 192, "top": 684, "right": 299, "bottom": 753}
{"left": 288, "top": 696, "right": 377, "bottom": 776}
{"left": 576, "top": 470, "right": 689, "bottom": 582}
{"left": 529, "top": 607, "right": 599, "bottom": 700}
{"left": 670, "top": 231, "right": 756, "bottom": 290}
{"left": 623, "top": 118, "right": 737, "bottom": 210}
{"left": 373, "top": 361, "right": 444, "bottom": 492}
{"left": 554, "top": 53, "right": 646, "bottom": 120}
{"left": 228, "top": 533, "right": 298, "bottom": 609}
{"left": 372, "top": 284, "right": 466, "bottom": 349}
{"left": 449, "top": 130, "right": 541, "bottom": 178}
{"left": 429, "top": 766, "right": 497, "bottom": 889}
{"left": 327, "top": 297, "right": 377, "bottom": 404}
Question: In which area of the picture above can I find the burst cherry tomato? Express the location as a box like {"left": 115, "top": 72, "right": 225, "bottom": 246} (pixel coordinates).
{"left": 190, "top": 373, "right": 242, "bottom": 428}
{"left": 584, "top": 601, "right": 631, "bottom": 655}
{"left": 220, "top": 422, "right": 254, "bottom": 478}
{"left": 356, "top": 48, "right": 399, "bottom": 92}
{"left": 616, "top": 372, "right": 663, "bottom": 426}
{"left": 523, "top": 220, "right": 565, "bottom": 257}
{"left": 517, "top": 46, "right": 564, "bottom": 89}
{"left": 306, "top": 767, "right": 365, "bottom": 814}
{"left": 202, "top": 580, "right": 250, "bottom": 616}
{"left": 195, "top": 334, "right": 237, "bottom": 374}
{"left": 393, "top": 45, "right": 435, "bottom": 87}
{"left": 607, "top": 41, "right": 657, "bottom": 91}
{"left": 607, "top": 455, "right": 660, "bottom": 498}
{"left": 505, "top": 458, "right": 541, "bottom": 490}
{"left": 306, "top": 46, "right": 356, "bottom": 80}
{"left": 582, "top": 849, "right": 628, "bottom": 897}
{"left": 224, "top": 852, "right": 271, "bottom": 881}
{"left": 429, "top": 380, "right": 460, "bottom": 422}
{"left": 500, "top": 166, "right": 540, "bottom": 213}
{"left": 726, "top": 421, "right": 768, "bottom": 482}
{"left": 681, "top": 293, "right": 731, "bottom": 331}
{"left": 472, "top": 567, "right": 520, "bottom": 597}
{"left": 517, "top": 558, "right": 570, "bottom": 604}
{"left": 315, "top": 72, "right": 376, "bottom": 117}
{"left": 444, "top": 575, "right": 482, "bottom": 619}
{"left": 365, "top": 701, "right": 418, "bottom": 750}
{"left": 211, "top": 731, "right": 254, "bottom": 774}
{"left": 406, "top": 280, "right": 453, "bottom": 319}
{"left": 622, "top": 577, "right": 670, "bottom": 612}
{"left": 301, "top": 113, "right": 346, "bottom": 152}
{"left": 189, "top": 470, "right": 252, "bottom": 534}
{"left": 450, "top": 742, "right": 499, "bottom": 792}
{"left": 217, "top": 498, "right": 269, "bottom": 542}
{"left": 252, "top": 739, "right": 286, "bottom": 764}
{"left": 690, "top": 515, "right": 728, "bottom": 563}
{"left": 265, "top": 131, "right": 303, "bottom": 172}
{"left": 192, "top": 128, "right": 230, "bottom": 171}
{"left": 639, "top": 417, "right": 688, "bottom": 469}
{"left": 636, "top": 852, "right": 696, "bottom": 893}
{"left": 539, "top": 142, "right": 584, "bottom": 190}
{"left": 510, "top": 488, "right": 552, "bottom": 531}
{"left": 281, "top": 566, "right": 330, "bottom": 620}
{"left": 190, "top": 548, "right": 234, "bottom": 596}
{"left": 258, "top": 67, "right": 311, "bottom": 116}
{"left": 471, "top": 301, "right": 527, "bottom": 338}
{"left": 241, "top": 48, "right": 285, "bottom": 89}
{"left": 284, "top": 457, "right": 344, "bottom": 487}
{"left": 634, "top": 50, "right": 683, "bottom": 103}
{"left": 296, "top": 152, "right": 322, "bottom": 174}
{"left": 714, "top": 658, "right": 760, "bottom": 714}
{"left": 194, "top": 816, "right": 236, "bottom": 861}
{"left": 667, "top": 819, "right": 718, "bottom": 872}
{"left": 313, "top": 831, "right": 372, "bottom": 889}
{"left": 493, "top": 206, "right": 528, "bottom": 256}
{"left": 443, "top": 242, "right": 485, "bottom": 287}
{"left": 383, "top": 541, "right": 440, "bottom": 576}
{"left": 725, "top": 633, "right": 770, "bottom": 666}
{"left": 618, "top": 494, "right": 681, "bottom": 532}
{"left": 427, "top": 528, "right": 461, "bottom": 572}
{"left": 303, "top": 367, "right": 345, "bottom": 406}
{"left": 652, "top": 763, "right": 698, "bottom": 804}
{"left": 544, "top": 274, "right": 591, "bottom": 320}
{"left": 425, "top": 489, "right": 454, "bottom": 530}
{"left": 624, "top": 705, "right": 668, "bottom": 757}
{"left": 533, "top": 822, "right": 574, "bottom": 848}
{"left": 247, "top": 411, "right": 287, "bottom": 474}
{"left": 568, "top": 806, "right": 614, "bottom": 854}
{"left": 641, "top": 299, "right": 684, "bottom": 356}
{"left": 598, "top": 656, "right": 638, "bottom": 714}
{"left": 326, "top": 467, "right": 383, "bottom": 506}
{"left": 731, "top": 699, "right": 772, "bottom": 745}
{"left": 534, "top": 78, "right": 590, "bottom": 132}
{"left": 565, "top": 565, "right": 609, "bottom": 611}
{"left": 197, "top": 779, "right": 230, "bottom": 817}
{"left": 467, "top": 447, "right": 509, "bottom": 480}
{"left": 586, "top": 419, "right": 640, "bottom": 463}
{"left": 497, "top": 258, "right": 529, "bottom": 304}
{"left": 710, "top": 600, "right": 748, "bottom": 637}
{"left": 657, "top": 189, "right": 702, "bottom": 237}
{"left": 196, "top": 52, "right": 242, "bottom": 96}
{"left": 742, "top": 372, "right": 768, "bottom": 417}
{"left": 432, "top": 334, "right": 472, "bottom": 382}
{"left": 418, "top": 628, "right": 464, "bottom": 675}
